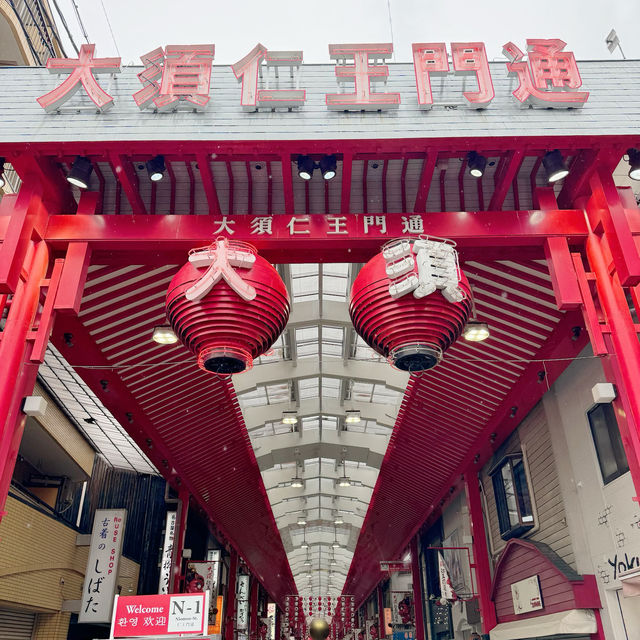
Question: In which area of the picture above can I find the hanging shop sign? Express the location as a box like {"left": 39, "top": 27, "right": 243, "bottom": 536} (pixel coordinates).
{"left": 111, "top": 592, "right": 208, "bottom": 638}
{"left": 79, "top": 508, "right": 127, "bottom": 624}
{"left": 34, "top": 39, "right": 588, "bottom": 114}
{"left": 380, "top": 561, "right": 412, "bottom": 572}
{"left": 158, "top": 511, "right": 177, "bottom": 595}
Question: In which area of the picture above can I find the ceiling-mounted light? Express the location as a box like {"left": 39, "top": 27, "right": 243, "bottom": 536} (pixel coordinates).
{"left": 462, "top": 321, "right": 490, "bottom": 342}
{"left": 291, "top": 463, "right": 304, "bottom": 488}
{"left": 146, "top": 154, "right": 166, "bottom": 181}
{"left": 467, "top": 151, "right": 487, "bottom": 178}
{"left": 297, "top": 155, "right": 315, "bottom": 180}
{"left": 67, "top": 155, "right": 93, "bottom": 189}
{"left": 300, "top": 527, "right": 309, "bottom": 549}
{"left": 332, "top": 540, "right": 340, "bottom": 549}
{"left": 330, "top": 556, "right": 337, "bottom": 565}
{"left": 0, "top": 157, "right": 5, "bottom": 189}
{"left": 334, "top": 514, "right": 344, "bottom": 525}
{"left": 282, "top": 411, "right": 298, "bottom": 425}
{"left": 319, "top": 154, "right": 337, "bottom": 180}
{"left": 337, "top": 459, "right": 351, "bottom": 487}
{"left": 627, "top": 148, "right": 640, "bottom": 181}
{"left": 152, "top": 325, "right": 179, "bottom": 344}
{"left": 297, "top": 513, "right": 307, "bottom": 526}
{"left": 304, "top": 558, "right": 312, "bottom": 567}
{"left": 543, "top": 149, "right": 569, "bottom": 183}
{"left": 344, "top": 410, "right": 361, "bottom": 424}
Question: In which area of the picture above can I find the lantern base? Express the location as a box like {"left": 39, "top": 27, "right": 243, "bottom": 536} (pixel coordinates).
{"left": 198, "top": 346, "right": 253, "bottom": 375}
{"left": 390, "top": 343, "right": 442, "bottom": 372}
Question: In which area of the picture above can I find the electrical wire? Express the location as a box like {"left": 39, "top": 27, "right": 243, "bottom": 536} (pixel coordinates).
{"left": 100, "top": 0, "right": 121, "bottom": 58}
{"left": 70, "top": 0, "right": 90, "bottom": 44}
{"left": 51, "top": 0, "right": 78, "bottom": 54}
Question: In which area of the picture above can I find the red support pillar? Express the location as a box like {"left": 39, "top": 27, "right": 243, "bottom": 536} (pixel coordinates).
{"left": 0, "top": 239, "right": 50, "bottom": 523}
{"left": 585, "top": 226, "right": 640, "bottom": 502}
{"left": 409, "top": 536, "right": 425, "bottom": 640}
{"left": 225, "top": 548, "right": 239, "bottom": 640}
{"left": 464, "top": 470, "right": 497, "bottom": 634}
{"left": 250, "top": 576, "right": 259, "bottom": 640}
{"left": 377, "top": 585, "right": 384, "bottom": 639}
{"left": 171, "top": 490, "right": 189, "bottom": 593}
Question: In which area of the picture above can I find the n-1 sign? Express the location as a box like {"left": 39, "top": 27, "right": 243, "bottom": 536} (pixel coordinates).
{"left": 111, "top": 592, "right": 208, "bottom": 638}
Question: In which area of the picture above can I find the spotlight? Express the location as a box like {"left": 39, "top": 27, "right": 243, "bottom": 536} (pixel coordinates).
{"left": 297, "top": 155, "right": 315, "bottom": 180}
{"left": 462, "top": 321, "right": 490, "bottom": 342}
{"left": 344, "top": 410, "right": 361, "bottom": 424}
{"left": 627, "top": 148, "right": 640, "bottom": 181}
{"left": 467, "top": 151, "right": 487, "bottom": 178}
{"left": 146, "top": 154, "right": 166, "bottom": 181}
{"left": 543, "top": 149, "right": 569, "bottom": 183}
{"left": 152, "top": 325, "right": 178, "bottom": 344}
{"left": 282, "top": 411, "right": 298, "bottom": 425}
{"left": 67, "top": 155, "right": 93, "bottom": 189}
{"left": 319, "top": 155, "right": 337, "bottom": 180}
{"left": 0, "top": 157, "right": 5, "bottom": 189}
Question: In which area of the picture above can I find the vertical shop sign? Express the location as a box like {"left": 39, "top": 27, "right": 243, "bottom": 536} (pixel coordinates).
{"left": 237, "top": 574, "right": 250, "bottom": 631}
{"left": 158, "top": 511, "right": 177, "bottom": 594}
{"left": 79, "top": 508, "right": 126, "bottom": 623}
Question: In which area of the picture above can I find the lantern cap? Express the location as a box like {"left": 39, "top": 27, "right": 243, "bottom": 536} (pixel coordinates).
{"left": 389, "top": 342, "right": 443, "bottom": 372}
{"left": 198, "top": 346, "right": 253, "bottom": 374}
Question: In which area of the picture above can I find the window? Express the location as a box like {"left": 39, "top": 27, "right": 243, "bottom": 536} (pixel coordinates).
{"left": 588, "top": 403, "right": 629, "bottom": 485}
{"left": 490, "top": 454, "right": 534, "bottom": 541}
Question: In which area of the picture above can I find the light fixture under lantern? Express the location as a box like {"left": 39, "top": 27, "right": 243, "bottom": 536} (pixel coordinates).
{"left": 152, "top": 325, "right": 179, "bottom": 344}
{"left": 344, "top": 410, "right": 361, "bottom": 424}
{"left": 282, "top": 411, "right": 298, "bottom": 425}
{"left": 462, "top": 321, "right": 490, "bottom": 342}
{"left": 543, "top": 149, "right": 569, "bottom": 183}
{"left": 297, "top": 155, "right": 315, "bottom": 180}
{"left": 467, "top": 151, "right": 487, "bottom": 178}
{"left": 627, "top": 148, "right": 640, "bottom": 181}
{"left": 146, "top": 154, "right": 166, "bottom": 181}
{"left": 319, "top": 154, "right": 337, "bottom": 180}
{"left": 67, "top": 155, "right": 93, "bottom": 189}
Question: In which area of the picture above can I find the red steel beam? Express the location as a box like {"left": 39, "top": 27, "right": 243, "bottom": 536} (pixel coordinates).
{"left": 489, "top": 149, "right": 524, "bottom": 211}
{"left": 109, "top": 154, "right": 146, "bottom": 215}
{"left": 341, "top": 152, "right": 353, "bottom": 214}
{"left": 197, "top": 153, "right": 222, "bottom": 216}
{"left": 281, "top": 154, "right": 294, "bottom": 215}
{"left": 414, "top": 151, "right": 437, "bottom": 212}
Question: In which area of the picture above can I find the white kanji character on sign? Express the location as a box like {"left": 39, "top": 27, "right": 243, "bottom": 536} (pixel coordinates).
{"left": 186, "top": 238, "right": 257, "bottom": 302}
{"left": 250, "top": 216, "right": 273, "bottom": 235}
{"left": 363, "top": 215, "right": 387, "bottom": 234}
{"left": 212, "top": 216, "right": 236, "bottom": 235}
{"left": 287, "top": 216, "right": 311, "bottom": 235}
{"left": 401, "top": 215, "right": 424, "bottom": 234}
{"left": 327, "top": 216, "right": 348, "bottom": 235}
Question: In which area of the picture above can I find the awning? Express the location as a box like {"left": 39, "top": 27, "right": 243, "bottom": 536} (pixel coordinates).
{"left": 490, "top": 609, "right": 597, "bottom": 640}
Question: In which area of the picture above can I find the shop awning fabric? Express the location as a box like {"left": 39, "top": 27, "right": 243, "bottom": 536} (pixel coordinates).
{"left": 489, "top": 609, "right": 597, "bottom": 640}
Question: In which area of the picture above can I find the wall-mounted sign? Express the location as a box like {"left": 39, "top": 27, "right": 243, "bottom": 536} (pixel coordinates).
{"left": 380, "top": 561, "right": 412, "bottom": 572}
{"left": 34, "top": 39, "right": 588, "bottom": 114}
{"left": 79, "top": 508, "right": 126, "bottom": 624}
{"left": 511, "top": 575, "right": 543, "bottom": 614}
{"left": 236, "top": 574, "right": 250, "bottom": 631}
{"left": 158, "top": 511, "right": 177, "bottom": 595}
{"left": 111, "top": 592, "right": 208, "bottom": 637}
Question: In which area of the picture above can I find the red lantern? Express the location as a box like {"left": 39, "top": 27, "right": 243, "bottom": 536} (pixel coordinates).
{"left": 350, "top": 239, "right": 472, "bottom": 371}
{"left": 166, "top": 238, "right": 290, "bottom": 374}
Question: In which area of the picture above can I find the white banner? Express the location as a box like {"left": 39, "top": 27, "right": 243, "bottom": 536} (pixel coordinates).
{"left": 236, "top": 574, "right": 250, "bottom": 631}
{"left": 437, "top": 552, "right": 457, "bottom": 601}
{"left": 158, "top": 511, "right": 177, "bottom": 594}
{"left": 79, "top": 508, "right": 126, "bottom": 623}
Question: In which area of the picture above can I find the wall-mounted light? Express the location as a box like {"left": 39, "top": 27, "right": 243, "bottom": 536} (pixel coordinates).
{"left": 67, "top": 155, "right": 93, "bottom": 189}
{"left": 543, "top": 149, "right": 569, "bottom": 183}
{"left": 627, "top": 148, "right": 640, "bottom": 181}
{"left": 462, "top": 321, "right": 490, "bottom": 342}
{"left": 344, "top": 410, "right": 361, "bottom": 424}
{"left": 282, "top": 411, "right": 298, "bottom": 425}
{"left": 146, "top": 154, "right": 166, "bottom": 181}
{"left": 152, "top": 325, "right": 178, "bottom": 344}
{"left": 467, "top": 151, "right": 487, "bottom": 178}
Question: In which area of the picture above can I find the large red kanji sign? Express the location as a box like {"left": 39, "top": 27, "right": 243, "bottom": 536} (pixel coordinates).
{"left": 37, "top": 44, "right": 121, "bottom": 112}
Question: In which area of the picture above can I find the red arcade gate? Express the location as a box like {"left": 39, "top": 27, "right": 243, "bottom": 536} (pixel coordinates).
{"left": 2, "top": 133, "right": 640, "bottom": 636}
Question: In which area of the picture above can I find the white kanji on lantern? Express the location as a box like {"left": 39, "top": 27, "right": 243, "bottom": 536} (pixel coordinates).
{"left": 383, "top": 237, "right": 465, "bottom": 303}
{"left": 186, "top": 238, "right": 256, "bottom": 302}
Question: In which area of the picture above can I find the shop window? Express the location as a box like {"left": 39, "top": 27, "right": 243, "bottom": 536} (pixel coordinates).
{"left": 588, "top": 403, "right": 629, "bottom": 485}
{"left": 490, "top": 454, "right": 534, "bottom": 541}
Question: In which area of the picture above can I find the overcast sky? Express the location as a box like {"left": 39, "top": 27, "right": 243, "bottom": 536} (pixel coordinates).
{"left": 52, "top": 0, "right": 639, "bottom": 66}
